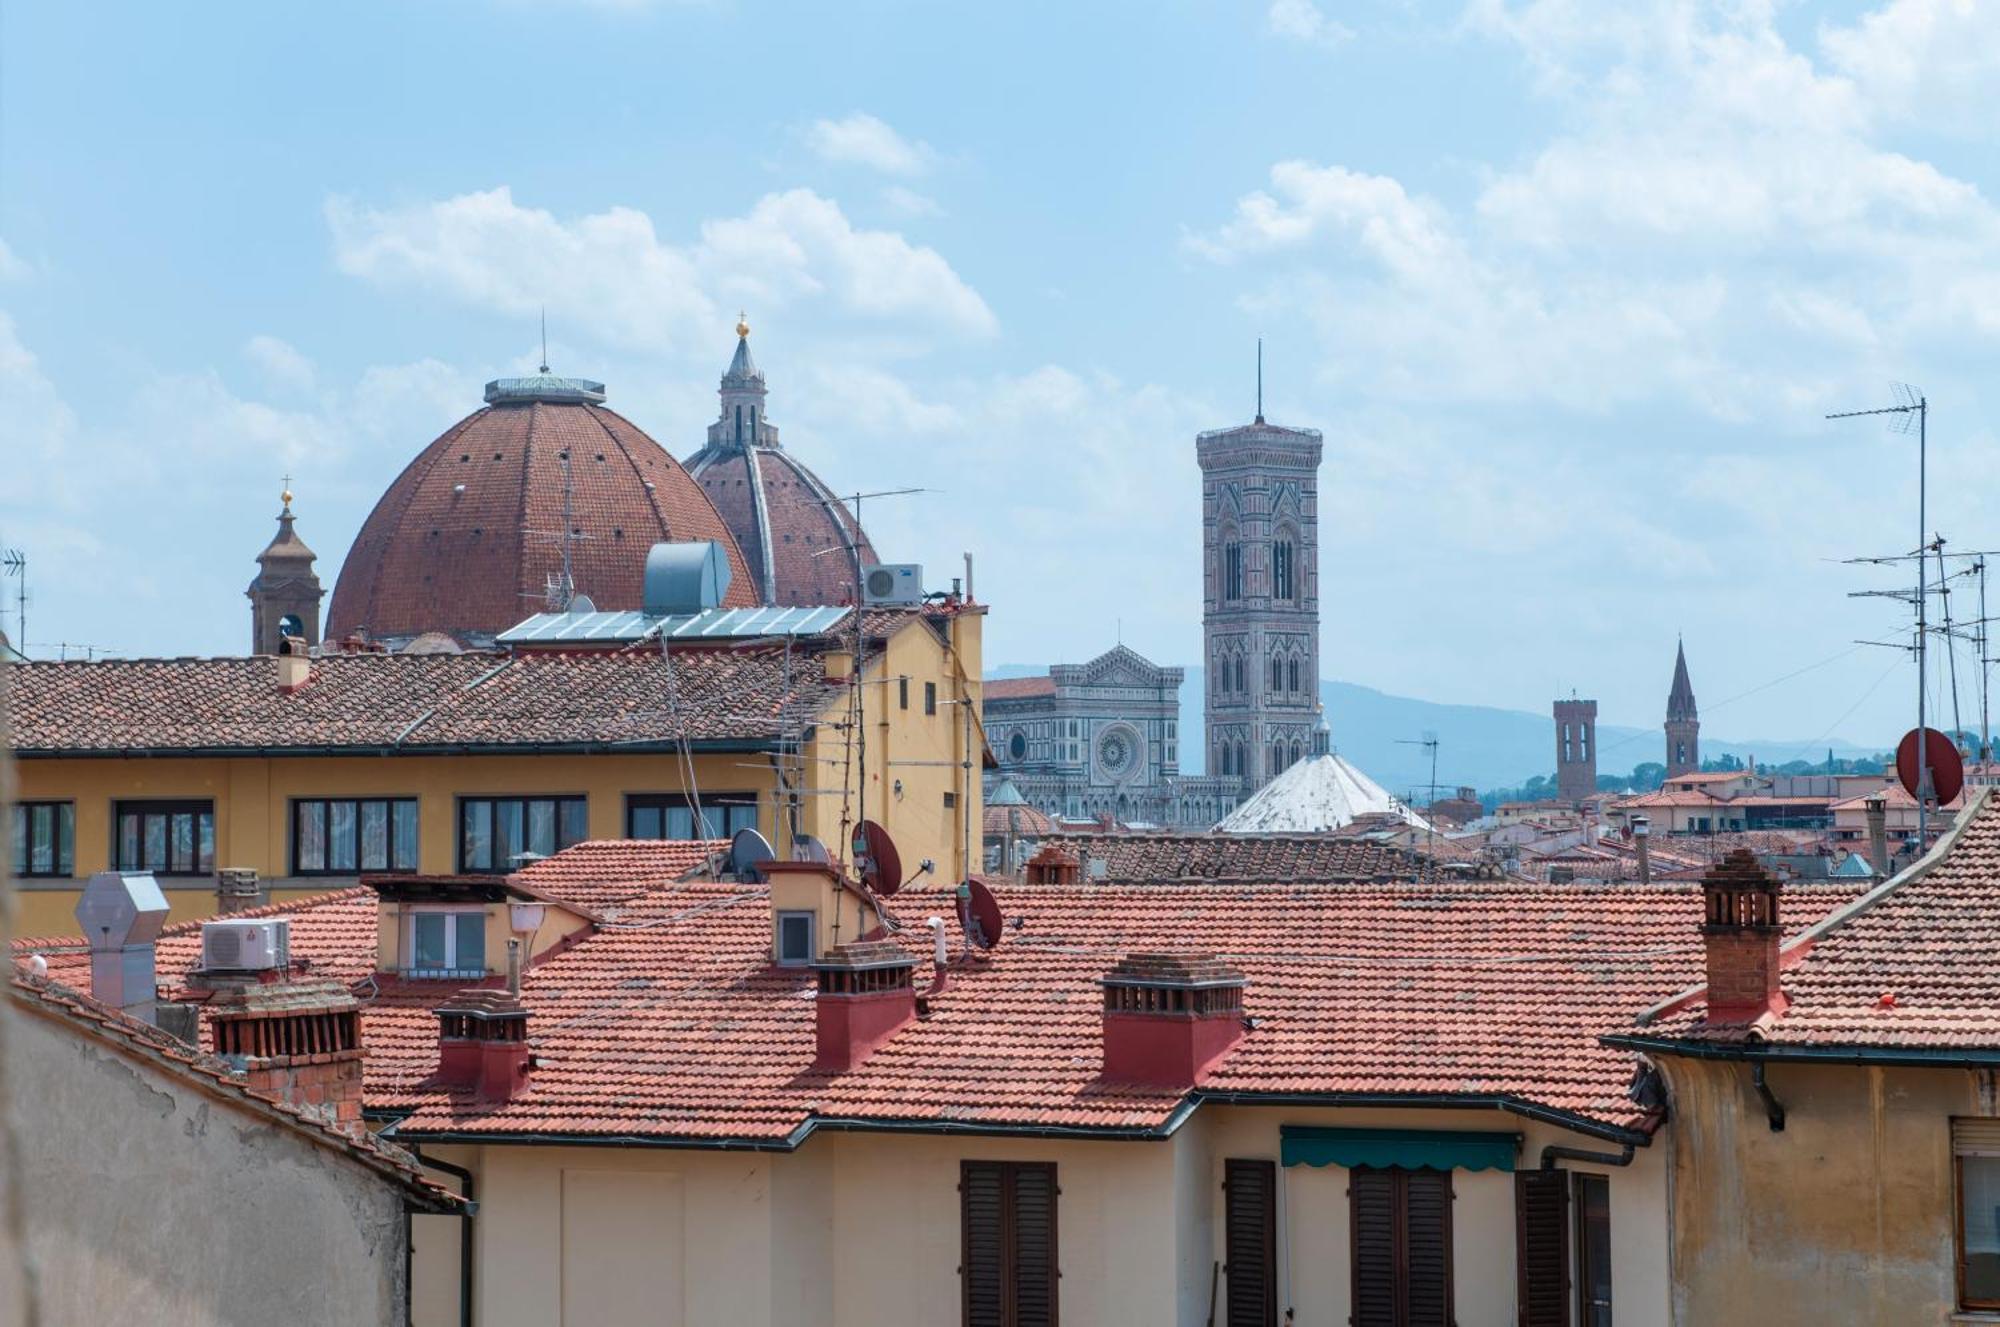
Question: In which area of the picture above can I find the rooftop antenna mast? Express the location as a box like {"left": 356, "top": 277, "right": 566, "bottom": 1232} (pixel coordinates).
{"left": 1, "top": 548, "right": 24, "bottom": 655}
{"left": 1829, "top": 383, "right": 1931, "bottom": 845}
{"left": 1396, "top": 730, "right": 1441, "bottom": 861}
{"left": 1255, "top": 338, "right": 1264, "bottom": 425}
{"left": 539, "top": 306, "right": 549, "bottom": 374}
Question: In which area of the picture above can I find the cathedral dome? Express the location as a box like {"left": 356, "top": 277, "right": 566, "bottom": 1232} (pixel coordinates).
{"left": 683, "top": 323, "right": 877, "bottom": 606}
{"left": 326, "top": 374, "right": 756, "bottom": 645}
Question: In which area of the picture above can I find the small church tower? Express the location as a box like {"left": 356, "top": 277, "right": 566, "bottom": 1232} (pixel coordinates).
{"left": 1666, "top": 640, "right": 1700, "bottom": 777}
{"left": 247, "top": 484, "right": 323, "bottom": 654}
{"left": 1554, "top": 695, "right": 1598, "bottom": 804}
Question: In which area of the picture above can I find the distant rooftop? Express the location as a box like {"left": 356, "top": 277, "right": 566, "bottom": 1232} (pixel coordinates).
{"left": 498, "top": 603, "right": 851, "bottom": 646}
{"left": 483, "top": 373, "right": 608, "bottom": 405}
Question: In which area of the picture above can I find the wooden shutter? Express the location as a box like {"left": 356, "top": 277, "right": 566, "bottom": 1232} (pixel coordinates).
{"left": 963, "top": 1162, "right": 1007, "bottom": 1327}
{"left": 1224, "top": 1159, "right": 1277, "bottom": 1327}
{"left": 1516, "top": 1169, "right": 1571, "bottom": 1327}
{"left": 961, "top": 1161, "right": 1058, "bottom": 1327}
{"left": 1011, "top": 1164, "right": 1059, "bottom": 1327}
{"left": 1350, "top": 1168, "right": 1399, "bottom": 1327}
{"left": 1404, "top": 1169, "right": 1454, "bottom": 1327}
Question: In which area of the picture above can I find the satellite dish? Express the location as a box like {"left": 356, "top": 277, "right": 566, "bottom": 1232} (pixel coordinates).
{"left": 793, "top": 834, "right": 831, "bottom": 865}
{"left": 965, "top": 879, "right": 1003, "bottom": 951}
{"left": 1897, "top": 727, "right": 1965, "bottom": 804}
{"left": 851, "top": 819, "right": 904, "bottom": 896}
{"left": 570, "top": 594, "right": 597, "bottom": 614}
{"left": 729, "top": 827, "right": 776, "bottom": 883}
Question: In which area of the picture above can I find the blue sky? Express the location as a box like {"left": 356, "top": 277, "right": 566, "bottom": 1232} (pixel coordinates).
{"left": 4, "top": 0, "right": 1998, "bottom": 761}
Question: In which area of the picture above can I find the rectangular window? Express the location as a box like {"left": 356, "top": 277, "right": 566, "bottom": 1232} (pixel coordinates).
{"left": 457, "top": 796, "right": 586, "bottom": 872}
{"left": 961, "top": 1160, "right": 1058, "bottom": 1327}
{"left": 404, "top": 909, "right": 487, "bottom": 977}
{"left": 113, "top": 800, "right": 214, "bottom": 876}
{"left": 775, "top": 910, "right": 815, "bottom": 966}
{"left": 1574, "top": 1173, "right": 1612, "bottom": 1327}
{"left": 1225, "top": 543, "right": 1244, "bottom": 601}
{"left": 943, "top": 791, "right": 958, "bottom": 809}
{"left": 625, "top": 793, "right": 758, "bottom": 842}
{"left": 1958, "top": 1118, "right": 2000, "bottom": 1310}
{"left": 1225, "top": 1159, "right": 1277, "bottom": 1327}
{"left": 1351, "top": 1166, "right": 1452, "bottom": 1327}
{"left": 9, "top": 802, "right": 75, "bottom": 878}
{"left": 900, "top": 676, "right": 910, "bottom": 710}
{"left": 925, "top": 681, "right": 938, "bottom": 716}
{"left": 292, "top": 798, "right": 419, "bottom": 876}
{"left": 1515, "top": 1168, "right": 1570, "bottom": 1327}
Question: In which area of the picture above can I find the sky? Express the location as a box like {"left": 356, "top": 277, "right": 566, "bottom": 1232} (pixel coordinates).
{"left": 4, "top": 0, "right": 2000, "bottom": 759}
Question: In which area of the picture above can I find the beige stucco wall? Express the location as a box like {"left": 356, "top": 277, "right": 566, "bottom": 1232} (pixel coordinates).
{"left": 11, "top": 999, "right": 414, "bottom": 1326}
{"left": 418, "top": 1101, "right": 1668, "bottom": 1327}
{"left": 1658, "top": 1056, "right": 1994, "bottom": 1325}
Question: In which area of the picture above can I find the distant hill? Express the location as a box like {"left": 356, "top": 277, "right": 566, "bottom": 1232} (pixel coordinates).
{"left": 986, "top": 664, "right": 1884, "bottom": 796}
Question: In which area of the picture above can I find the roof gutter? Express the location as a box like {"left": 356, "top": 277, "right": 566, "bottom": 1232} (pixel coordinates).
{"left": 15, "top": 737, "right": 791, "bottom": 760}
{"left": 1191, "top": 1089, "right": 1655, "bottom": 1148}
{"left": 1603, "top": 1033, "right": 2000, "bottom": 1070}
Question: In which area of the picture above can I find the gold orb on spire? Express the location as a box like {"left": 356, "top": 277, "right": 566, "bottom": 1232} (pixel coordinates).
{"left": 281, "top": 473, "right": 295, "bottom": 510}
{"left": 736, "top": 311, "right": 750, "bottom": 339}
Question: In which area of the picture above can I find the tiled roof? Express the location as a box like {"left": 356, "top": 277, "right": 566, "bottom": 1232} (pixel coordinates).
{"left": 984, "top": 803, "right": 1057, "bottom": 837}
{"left": 7, "top": 966, "right": 460, "bottom": 1212}
{"left": 982, "top": 675, "right": 1057, "bottom": 700}
{"left": 1627, "top": 791, "right": 2000, "bottom": 1052}
{"left": 512, "top": 838, "right": 728, "bottom": 910}
{"left": 687, "top": 442, "right": 878, "bottom": 607}
{"left": 7, "top": 646, "right": 848, "bottom": 755}
{"left": 1042, "top": 832, "right": 1448, "bottom": 884}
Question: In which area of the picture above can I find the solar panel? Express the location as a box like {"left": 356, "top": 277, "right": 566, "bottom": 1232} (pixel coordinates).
{"left": 497, "top": 604, "right": 850, "bottom": 645}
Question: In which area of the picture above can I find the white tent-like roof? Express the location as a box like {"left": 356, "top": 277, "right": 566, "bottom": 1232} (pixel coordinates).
{"left": 1216, "top": 753, "right": 1432, "bottom": 834}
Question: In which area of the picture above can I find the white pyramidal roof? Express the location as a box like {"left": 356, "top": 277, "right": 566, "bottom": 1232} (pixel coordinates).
{"left": 1216, "top": 753, "right": 1433, "bottom": 834}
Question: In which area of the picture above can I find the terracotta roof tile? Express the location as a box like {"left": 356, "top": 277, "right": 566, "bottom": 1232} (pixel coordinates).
{"left": 1040, "top": 831, "right": 1451, "bottom": 884}
{"left": 983, "top": 675, "right": 1057, "bottom": 700}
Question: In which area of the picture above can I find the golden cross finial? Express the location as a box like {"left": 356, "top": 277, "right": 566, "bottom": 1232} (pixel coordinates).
{"left": 736, "top": 310, "right": 750, "bottom": 338}
{"left": 281, "top": 474, "right": 294, "bottom": 509}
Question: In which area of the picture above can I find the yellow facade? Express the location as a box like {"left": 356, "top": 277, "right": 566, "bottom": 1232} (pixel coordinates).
{"left": 7, "top": 613, "right": 983, "bottom": 938}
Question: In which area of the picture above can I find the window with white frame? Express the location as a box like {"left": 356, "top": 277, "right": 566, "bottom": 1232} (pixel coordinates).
{"left": 404, "top": 907, "right": 488, "bottom": 978}
{"left": 775, "top": 910, "right": 815, "bottom": 966}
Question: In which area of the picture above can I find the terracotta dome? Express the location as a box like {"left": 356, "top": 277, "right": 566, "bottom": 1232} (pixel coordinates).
{"left": 684, "top": 324, "right": 877, "bottom": 606}
{"left": 326, "top": 374, "right": 756, "bottom": 645}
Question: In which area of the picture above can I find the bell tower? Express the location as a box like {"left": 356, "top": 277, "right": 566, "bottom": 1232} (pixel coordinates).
{"left": 707, "top": 313, "right": 779, "bottom": 453}
{"left": 247, "top": 482, "right": 323, "bottom": 654}
{"left": 1554, "top": 695, "right": 1598, "bottom": 804}
{"left": 1666, "top": 640, "right": 1700, "bottom": 777}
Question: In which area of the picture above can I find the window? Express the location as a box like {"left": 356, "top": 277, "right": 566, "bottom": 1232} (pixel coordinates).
{"left": 1270, "top": 657, "right": 1281, "bottom": 691}
{"left": 626, "top": 793, "right": 757, "bottom": 842}
{"left": 114, "top": 800, "right": 214, "bottom": 876}
{"left": 10, "top": 802, "right": 74, "bottom": 877}
{"left": 1273, "top": 539, "right": 1295, "bottom": 600}
{"left": 1225, "top": 1159, "right": 1277, "bottom": 1327}
{"left": 1287, "top": 659, "right": 1300, "bottom": 694}
{"left": 1351, "top": 1167, "right": 1452, "bottom": 1327}
{"left": 943, "top": 790, "right": 957, "bottom": 809}
{"left": 404, "top": 908, "right": 486, "bottom": 978}
{"left": 776, "top": 910, "right": 815, "bottom": 966}
{"left": 458, "top": 796, "right": 586, "bottom": 872}
{"left": 1574, "top": 1173, "right": 1612, "bottom": 1327}
{"left": 1225, "top": 541, "right": 1244, "bottom": 601}
{"left": 1958, "top": 1118, "right": 2000, "bottom": 1310}
{"left": 1516, "top": 1169, "right": 1570, "bottom": 1327}
{"left": 926, "top": 681, "right": 938, "bottom": 715}
{"left": 900, "top": 676, "right": 911, "bottom": 710}
{"left": 961, "top": 1161, "right": 1058, "bottom": 1327}
{"left": 1235, "top": 657, "right": 1247, "bottom": 692}
{"left": 293, "top": 798, "right": 417, "bottom": 875}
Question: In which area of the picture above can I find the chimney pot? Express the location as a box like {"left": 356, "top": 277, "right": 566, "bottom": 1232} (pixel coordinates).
{"left": 1864, "top": 796, "right": 1891, "bottom": 877}
{"left": 812, "top": 941, "right": 916, "bottom": 1072}
{"left": 1099, "top": 952, "right": 1247, "bottom": 1090}
{"left": 74, "top": 871, "right": 170, "bottom": 1023}
{"left": 208, "top": 977, "right": 367, "bottom": 1136}
{"left": 215, "top": 867, "right": 265, "bottom": 916}
{"left": 1024, "top": 843, "right": 1081, "bottom": 885}
{"left": 435, "top": 988, "right": 532, "bottom": 1103}
{"left": 1699, "top": 849, "right": 1787, "bottom": 1023}
{"left": 276, "top": 634, "right": 311, "bottom": 690}
{"left": 1633, "top": 816, "right": 1652, "bottom": 884}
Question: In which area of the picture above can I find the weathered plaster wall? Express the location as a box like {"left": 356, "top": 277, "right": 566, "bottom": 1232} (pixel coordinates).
{"left": 1658, "top": 1057, "right": 1988, "bottom": 1325}
{"left": 14, "top": 1005, "right": 410, "bottom": 1326}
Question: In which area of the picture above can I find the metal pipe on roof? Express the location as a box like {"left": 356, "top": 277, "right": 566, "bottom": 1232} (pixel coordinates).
{"left": 1752, "top": 1061, "right": 1786, "bottom": 1132}
{"left": 410, "top": 1148, "right": 475, "bottom": 1327}
{"left": 1540, "top": 1141, "right": 1636, "bottom": 1170}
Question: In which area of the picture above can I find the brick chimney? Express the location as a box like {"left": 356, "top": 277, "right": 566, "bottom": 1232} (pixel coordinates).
{"left": 208, "top": 978, "right": 366, "bottom": 1136}
{"left": 276, "top": 634, "right": 312, "bottom": 691}
{"left": 1632, "top": 815, "right": 1652, "bottom": 885}
{"left": 812, "top": 940, "right": 916, "bottom": 1072}
{"left": 435, "top": 989, "right": 532, "bottom": 1103}
{"left": 215, "top": 867, "right": 266, "bottom": 916}
{"left": 1100, "top": 953, "right": 1247, "bottom": 1090}
{"left": 1024, "top": 843, "right": 1080, "bottom": 884}
{"left": 1700, "top": 849, "right": 1787, "bottom": 1023}
{"left": 1864, "top": 796, "right": 1891, "bottom": 877}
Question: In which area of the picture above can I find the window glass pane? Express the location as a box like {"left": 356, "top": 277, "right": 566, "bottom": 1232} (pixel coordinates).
{"left": 359, "top": 801, "right": 389, "bottom": 870}
{"left": 170, "top": 813, "right": 193, "bottom": 873}
{"left": 778, "top": 913, "right": 812, "bottom": 963}
{"left": 1967, "top": 1155, "right": 2000, "bottom": 1304}
{"left": 462, "top": 801, "right": 492, "bottom": 871}
{"left": 392, "top": 801, "right": 419, "bottom": 871}
{"left": 453, "top": 914, "right": 485, "bottom": 972}
{"left": 496, "top": 800, "right": 525, "bottom": 867}
{"left": 667, "top": 805, "right": 694, "bottom": 840}
{"left": 726, "top": 804, "right": 758, "bottom": 836}
{"left": 143, "top": 814, "right": 166, "bottom": 871}
{"left": 630, "top": 805, "right": 662, "bottom": 839}
{"left": 120, "top": 814, "right": 139, "bottom": 871}
{"left": 297, "top": 802, "right": 326, "bottom": 872}
{"left": 196, "top": 812, "right": 214, "bottom": 874}
{"left": 9, "top": 805, "right": 24, "bottom": 876}
{"left": 28, "top": 805, "right": 52, "bottom": 873}
{"left": 559, "top": 798, "right": 587, "bottom": 848}
{"left": 58, "top": 805, "right": 73, "bottom": 875}
{"left": 329, "top": 801, "right": 358, "bottom": 872}
{"left": 1577, "top": 1173, "right": 1613, "bottom": 1326}
{"left": 413, "top": 914, "right": 448, "bottom": 969}
{"left": 527, "top": 799, "right": 556, "bottom": 858}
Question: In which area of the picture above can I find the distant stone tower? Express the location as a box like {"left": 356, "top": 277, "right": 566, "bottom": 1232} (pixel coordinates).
{"left": 1554, "top": 696, "right": 1598, "bottom": 804}
{"left": 1200, "top": 353, "right": 1323, "bottom": 793}
{"left": 247, "top": 485, "right": 323, "bottom": 654}
{"left": 1666, "top": 640, "right": 1700, "bottom": 776}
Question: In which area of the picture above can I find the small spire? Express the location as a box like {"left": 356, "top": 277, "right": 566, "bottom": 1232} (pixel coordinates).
{"left": 539, "top": 306, "right": 550, "bottom": 374}
{"left": 1255, "top": 338, "right": 1264, "bottom": 425}
{"left": 736, "top": 310, "right": 750, "bottom": 339}
{"left": 280, "top": 474, "right": 294, "bottom": 515}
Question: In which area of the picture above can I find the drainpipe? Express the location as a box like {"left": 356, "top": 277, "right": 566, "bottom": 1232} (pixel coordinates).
{"left": 1540, "top": 1142, "right": 1636, "bottom": 1169}
{"left": 412, "top": 1149, "right": 476, "bottom": 1327}
{"left": 1752, "top": 1061, "right": 1786, "bottom": 1132}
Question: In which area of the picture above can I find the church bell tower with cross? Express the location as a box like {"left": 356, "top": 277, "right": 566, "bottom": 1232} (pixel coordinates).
{"left": 247, "top": 479, "right": 325, "bottom": 654}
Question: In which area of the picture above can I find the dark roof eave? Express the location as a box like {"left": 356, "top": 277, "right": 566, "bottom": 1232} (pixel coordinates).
{"left": 14, "top": 736, "right": 800, "bottom": 760}
{"left": 1603, "top": 1032, "right": 2000, "bottom": 1069}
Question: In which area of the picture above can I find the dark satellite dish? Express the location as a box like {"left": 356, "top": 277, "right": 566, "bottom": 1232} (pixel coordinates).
{"left": 1896, "top": 727, "right": 1965, "bottom": 804}
{"left": 728, "top": 827, "right": 776, "bottom": 883}
{"left": 851, "top": 819, "right": 904, "bottom": 896}
{"left": 569, "top": 594, "right": 597, "bottom": 614}
{"left": 966, "top": 879, "right": 1003, "bottom": 950}
{"left": 793, "top": 834, "right": 831, "bottom": 865}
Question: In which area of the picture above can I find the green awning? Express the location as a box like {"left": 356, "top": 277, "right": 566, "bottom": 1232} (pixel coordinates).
{"left": 1279, "top": 1126, "right": 1520, "bottom": 1172}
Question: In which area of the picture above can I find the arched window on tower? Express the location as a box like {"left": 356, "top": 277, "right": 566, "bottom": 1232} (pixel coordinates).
{"left": 1287, "top": 658, "right": 1300, "bottom": 693}
{"left": 1270, "top": 657, "right": 1281, "bottom": 691}
{"left": 1273, "top": 538, "right": 1294, "bottom": 601}
{"left": 1225, "top": 541, "right": 1244, "bottom": 601}
{"left": 1235, "top": 742, "right": 1247, "bottom": 778}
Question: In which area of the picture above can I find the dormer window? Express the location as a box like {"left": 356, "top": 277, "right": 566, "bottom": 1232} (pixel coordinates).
{"left": 406, "top": 907, "right": 488, "bottom": 979}
{"left": 776, "top": 910, "right": 816, "bottom": 966}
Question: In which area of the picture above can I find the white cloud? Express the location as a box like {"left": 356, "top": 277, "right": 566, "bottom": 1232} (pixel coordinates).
{"left": 0, "top": 239, "right": 30, "bottom": 283}
{"left": 243, "top": 334, "right": 316, "bottom": 392}
{"left": 327, "top": 185, "right": 994, "bottom": 348}
{"left": 1821, "top": 0, "right": 2000, "bottom": 131}
{"left": 805, "top": 112, "right": 933, "bottom": 175}
{"left": 882, "top": 185, "right": 944, "bottom": 219}
{"left": 1267, "top": 0, "right": 1353, "bottom": 48}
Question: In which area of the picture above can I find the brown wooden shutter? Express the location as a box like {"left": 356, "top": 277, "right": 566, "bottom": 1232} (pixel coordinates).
{"left": 1011, "top": 1163, "right": 1059, "bottom": 1327}
{"left": 1404, "top": 1169, "right": 1454, "bottom": 1327}
{"left": 962, "top": 1162, "right": 1007, "bottom": 1327}
{"left": 962, "top": 1161, "right": 1058, "bottom": 1327}
{"left": 1224, "top": 1159, "right": 1277, "bottom": 1327}
{"left": 1516, "top": 1169, "right": 1571, "bottom": 1327}
{"left": 1350, "top": 1168, "right": 1398, "bottom": 1327}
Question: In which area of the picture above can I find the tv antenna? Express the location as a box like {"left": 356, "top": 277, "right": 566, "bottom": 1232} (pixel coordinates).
{"left": 1, "top": 548, "right": 23, "bottom": 653}
{"left": 523, "top": 449, "right": 586, "bottom": 611}
{"left": 1828, "top": 383, "right": 1934, "bottom": 844}
{"left": 1396, "top": 731, "right": 1441, "bottom": 862}
{"left": 1254, "top": 337, "right": 1264, "bottom": 425}
{"left": 539, "top": 306, "right": 549, "bottom": 374}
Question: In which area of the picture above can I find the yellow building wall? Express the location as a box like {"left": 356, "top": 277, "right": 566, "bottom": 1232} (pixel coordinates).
{"left": 1656, "top": 1056, "right": 1988, "bottom": 1324}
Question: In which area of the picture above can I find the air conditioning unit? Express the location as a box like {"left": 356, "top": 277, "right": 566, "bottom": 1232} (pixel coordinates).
{"left": 862, "top": 563, "right": 924, "bottom": 606}
{"left": 200, "top": 918, "right": 291, "bottom": 973}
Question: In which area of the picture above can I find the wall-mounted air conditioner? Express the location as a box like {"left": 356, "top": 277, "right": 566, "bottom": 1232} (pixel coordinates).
{"left": 863, "top": 564, "right": 924, "bottom": 606}
{"left": 200, "top": 918, "right": 291, "bottom": 972}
